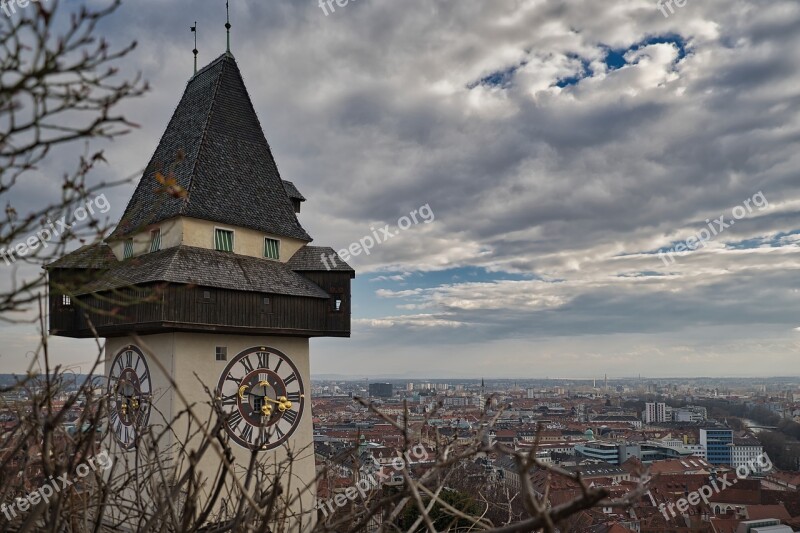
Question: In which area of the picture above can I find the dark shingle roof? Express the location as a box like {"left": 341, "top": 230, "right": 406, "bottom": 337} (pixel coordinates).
{"left": 47, "top": 243, "right": 116, "bottom": 269}
{"left": 287, "top": 246, "right": 354, "bottom": 272}
{"left": 282, "top": 180, "right": 305, "bottom": 202}
{"left": 71, "top": 246, "right": 329, "bottom": 299}
{"left": 110, "top": 53, "right": 311, "bottom": 242}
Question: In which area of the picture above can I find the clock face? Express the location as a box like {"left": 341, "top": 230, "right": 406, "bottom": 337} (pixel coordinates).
{"left": 216, "top": 346, "right": 305, "bottom": 451}
{"left": 108, "top": 345, "right": 152, "bottom": 449}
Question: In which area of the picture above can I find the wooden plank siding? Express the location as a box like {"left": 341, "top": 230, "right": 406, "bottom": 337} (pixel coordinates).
{"left": 48, "top": 279, "right": 351, "bottom": 339}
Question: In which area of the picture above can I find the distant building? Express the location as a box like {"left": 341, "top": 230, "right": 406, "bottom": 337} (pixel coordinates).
{"left": 673, "top": 405, "right": 708, "bottom": 423}
{"left": 735, "top": 519, "right": 792, "bottom": 533}
{"left": 643, "top": 402, "right": 667, "bottom": 424}
{"left": 443, "top": 397, "right": 469, "bottom": 407}
{"left": 701, "top": 428, "right": 734, "bottom": 465}
{"left": 368, "top": 383, "right": 392, "bottom": 398}
{"left": 731, "top": 436, "right": 768, "bottom": 474}
{"left": 574, "top": 441, "right": 622, "bottom": 464}
{"left": 576, "top": 440, "right": 705, "bottom": 465}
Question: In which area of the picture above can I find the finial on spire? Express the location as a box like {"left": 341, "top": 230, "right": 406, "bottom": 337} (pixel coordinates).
{"left": 225, "top": 0, "right": 231, "bottom": 53}
{"left": 191, "top": 22, "right": 198, "bottom": 75}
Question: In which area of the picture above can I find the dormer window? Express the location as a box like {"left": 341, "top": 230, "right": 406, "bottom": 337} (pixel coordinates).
{"left": 264, "top": 238, "right": 280, "bottom": 260}
{"left": 149, "top": 229, "right": 161, "bottom": 253}
{"left": 215, "top": 228, "right": 234, "bottom": 252}
{"left": 123, "top": 239, "right": 134, "bottom": 259}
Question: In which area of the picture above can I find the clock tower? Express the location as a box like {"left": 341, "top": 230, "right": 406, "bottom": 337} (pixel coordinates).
{"left": 47, "top": 52, "right": 354, "bottom": 527}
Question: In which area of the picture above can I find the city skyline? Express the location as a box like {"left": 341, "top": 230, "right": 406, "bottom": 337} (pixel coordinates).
{"left": 2, "top": 0, "right": 800, "bottom": 378}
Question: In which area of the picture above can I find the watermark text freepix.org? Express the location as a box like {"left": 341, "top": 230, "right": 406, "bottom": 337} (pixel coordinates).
{"left": 0, "top": 193, "right": 111, "bottom": 266}
{"left": 318, "top": 0, "right": 356, "bottom": 17}
{"left": 320, "top": 204, "right": 434, "bottom": 271}
{"left": 648, "top": 452, "right": 772, "bottom": 520}
{"left": 657, "top": 0, "right": 688, "bottom": 18}
{"left": 1, "top": 450, "right": 113, "bottom": 519}
{"left": 658, "top": 191, "right": 769, "bottom": 266}
{"left": 1, "top": 0, "right": 48, "bottom": 18}
{"left": 316, "top": 444, "right": 429, "bottom": 517}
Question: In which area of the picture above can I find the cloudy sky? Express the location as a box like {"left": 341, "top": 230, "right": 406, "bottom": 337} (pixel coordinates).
{"left": 3, "top": 0, "right": 800, "bottom": 378}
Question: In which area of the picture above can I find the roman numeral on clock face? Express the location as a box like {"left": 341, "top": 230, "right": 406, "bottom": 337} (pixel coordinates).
{"left": 240, "top": 356, "right": 254, "bottom": 373}
{"left": 136, "top": 405, "right": 149, "bottom": 425}
{"left": 284, "top": 373, "right": 297, "bottom": 386}
{"left": 126, "top": 351, "right": 133, "bottom": 367}
{"left": 282, "top": 409, "right": 298, "bottom": 425}
{"left": 287, "top": 392, "right": 301, "bottom": 402}
{"left": 227, "top": 410, "right": 243, "bottom": 430}
{"left": 240, "top": 424, "right": 254, "bottom": 444}
{"left": 257, "top": 352, "right": 269, "bottom": 368}
{"left": 221, "top": 394, "right": 237, "bottom": 406}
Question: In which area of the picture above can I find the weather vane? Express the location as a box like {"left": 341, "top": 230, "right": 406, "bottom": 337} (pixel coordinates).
{"left": 225, "top": 0, "right": 231, "bottom": 53}
{"left": 191, "top": 22, "right": 198, "bottom": 75}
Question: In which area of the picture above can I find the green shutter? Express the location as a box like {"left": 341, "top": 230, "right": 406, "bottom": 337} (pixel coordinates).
{"left": 150, "top": 230, "right": 161, "bottom": 253}
{"left": 265, "top": 238, "right": 279, "bottom": 260}
{"left": 215, "top": 229, "right": 233, "bottom": 252}
{"left": 123, "top": 239, "right": 133, "bottom": 259}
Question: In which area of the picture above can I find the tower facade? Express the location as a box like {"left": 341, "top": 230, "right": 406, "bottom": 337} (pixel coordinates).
{"left": 47, "top": 53, "right": 354, "bottom": 527}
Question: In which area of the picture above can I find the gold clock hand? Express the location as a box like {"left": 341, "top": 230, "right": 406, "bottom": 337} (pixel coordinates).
{"left": 262, "top": 397, "right": 293, "bottom": 411}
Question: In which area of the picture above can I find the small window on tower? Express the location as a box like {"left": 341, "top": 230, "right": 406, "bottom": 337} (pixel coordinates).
{"left": 150, "top": 229, "right": 161, "bottom": 253}
{"left": 264, "top": 238, "right": 280, "bottom": 260}
{"left": 61, "top": 294, "right": 72, "bottom": 307}
{"left": 123, "top": 239, "right": 134, "bottom": 259}
{"left": 214, "top": 229, "right": 234, "bottom": 252}
{"left": 215, "top": 347, "right": 227, "bottom": 361}
{"left": 333, "top": 297, "right": 343, "bottom": 312}
{"left": 203, "top": 290, "right": 212, "bottom": 300}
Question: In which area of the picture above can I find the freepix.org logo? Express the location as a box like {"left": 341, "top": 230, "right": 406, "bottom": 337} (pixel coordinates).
{"left": 647, "top": 453, "right": 773, "bottom": 520}
{"left": 320, "top": 204, "right": 434, "bottom": 271}
{"left": 1, "top": 450, "right": 113, "bottom": 520}
{"left": 0, "top": 193, "right": 111, "bottom": 266}
{"left": 1, "top": 0, "right": 48, "bottom": 18}
{"left": 316, "top": 444, "right": 430, "bottom": 518}
{"left": 658, "top": 191, "right": 769, "bottom": 267}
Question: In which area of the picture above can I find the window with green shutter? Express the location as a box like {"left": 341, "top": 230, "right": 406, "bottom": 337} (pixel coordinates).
{"left": 123, "top": 239, "right": 134, "bottom": 259}
{"left": 149, "top": 229, "right": 161, "bottom": 253}
{"left": 215, "top": 229, "right": 234, "bottom": 252}
{"left": 264, "top": 238, "right": 280, "bottom": 260}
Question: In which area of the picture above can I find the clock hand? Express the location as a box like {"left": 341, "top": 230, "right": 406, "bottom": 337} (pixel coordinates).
{"left": 263, "top": 396, "right": 293, "bottom": 411}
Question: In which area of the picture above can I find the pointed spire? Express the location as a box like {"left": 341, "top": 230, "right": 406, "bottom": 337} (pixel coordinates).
{"left": 111, "top": 54, "right": 312, "bottom": 242}
{"left": 225, "top": 0, "right": 231, "bottom": 53}
{"left": 191, "top": 22, "right": 198, "bottom": 76}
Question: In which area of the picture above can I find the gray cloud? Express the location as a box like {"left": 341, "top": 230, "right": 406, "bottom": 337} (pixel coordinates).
{"left": 3, "top": 0, "right": 800, "bottom": 376}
